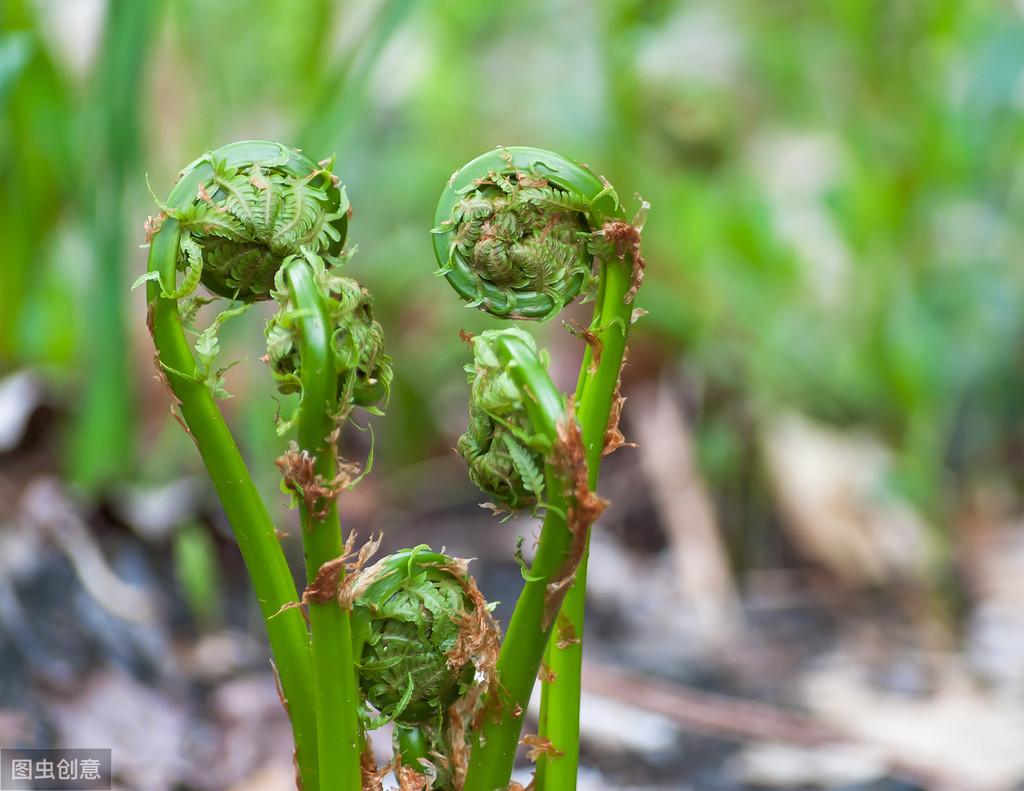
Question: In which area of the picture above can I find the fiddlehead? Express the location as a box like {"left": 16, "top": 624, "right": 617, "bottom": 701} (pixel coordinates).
{"left": 350, "top": 546, "right": 500, "bottom": 788}
{"left": 143, "top": 140, "right": 354, "bottom": 791}
{"left": 458, "top": 328, "right": 551, "bottom": 512}
{"left": 144, "top": 140, "right": 389, "bottom": 791}
{"left": 432, "top": 147, "right": 629, "bottom": 320}
{"left": 266, "top": 252, "right": 392, "bottom": 430}
{"left": 149, "top": 142, "right": 348, "bottom": 302}
{"left": 433, "top": 148, "right": 647, "bottom": 791}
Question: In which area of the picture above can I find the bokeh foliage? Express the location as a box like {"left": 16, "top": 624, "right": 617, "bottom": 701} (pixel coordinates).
{"left": 2, "top": 0, "right": 1022, "bottom": 536}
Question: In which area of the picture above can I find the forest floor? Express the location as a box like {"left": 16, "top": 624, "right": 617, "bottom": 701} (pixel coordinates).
{"left": 1, "top": 371, "right": 1023, "bottom": 791}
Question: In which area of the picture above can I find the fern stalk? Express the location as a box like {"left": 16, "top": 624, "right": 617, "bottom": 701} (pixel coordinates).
{"left": 434, "top": 147, "right": 646, "bottom": 790}
{"left": 144, "top": 140, "right": 367, "bottom": 791}
{"left": 536, "top": 246, "right": 637, "bottom": 791}
{"left": 462, "top": 332, "right": 572, "bottom": 791}
{"left": 282, "top": 258, "right": 363, "bottom": 791}
{"left": 146, "top": 195, "right": 319, "bottom": 790}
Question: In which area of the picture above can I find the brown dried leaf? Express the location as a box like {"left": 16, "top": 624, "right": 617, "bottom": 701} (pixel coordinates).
{"left": 271, "top": 532, "right": 382, "bottom": 617}
{"left": 438, "top": 557, "right": 503, "bottom": 785}
{"left": 543, "top": 409, "right": 608, "bottom": 630}
{"left": 151, "top": 351, "right": 174, "bottom": 396}
{"left": 442, "top": 562, "right": 501, "bottom": 680}
{"left": 516, "top": 172, "right": 549, "bottom": 189}
{"left": 543, "top": 575, "right": 575, "bottom": 632}
{"left": 360, "top": 748, "right": 388, "bottom": 791}
{"left": 275, "top": 445, "right": 323, "bottom": 518}
{"left": 270, "top": 660, "right": 290, "bottom": 717}
{"left": 562, "top": 319, "right": 602, "bottom": 375}
{"left": 335, "top": 532, "right": 385, "bottom": 610}
{"left": 600, "top": 220, "right": 646, "bottom": 304}
{"left": 519, "top": 734, "right": 563, "bottom": 763}
{"left": 555, "top": 614, "right": 581, "bottom": 650}
{"left": 603, "top": 368, "right": 636, "bottom": 458}
{"left": 428, "top": 749, "right": 450, "bottom": 778}
{"left": 143, "top": 213, "right": 165, "bottom": 244}
{"left": 303, "top": 556, "right": 348, "bottom": 605}
{"left": 396, "top": 764, "right": 431, "bottom": 791}
{"left": 150, "top": 350, "right": 196, "bottom": 445}
{"left": 446, "top": 701, "right": 471, "bottom": 790}
{"left": 169, "top": 404, "right": 195, "bottom": 445}
{"left": 275, "top": 442, "right": 363, "bottom": 520}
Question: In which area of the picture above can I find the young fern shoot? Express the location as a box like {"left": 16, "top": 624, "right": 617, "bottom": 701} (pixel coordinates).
{"left": 143, "top": 139, "right": 504, "bottom": 791}
{"left": 142, "top": 139, "right": 642, "bottom": 791}
{"left": 458, "top": 327, "right": 552, "bottom": 514}
{"left": 456, "top": 326, "right": 605, "bottom": 791}
{"left": 143, "top": 141, "right": 388, "bottom": 791}
{"left": 348, "top": 546, "right": 500, "bottom": 788}
{"left": 432, "top": 147, "right": 647, "bottom": 791}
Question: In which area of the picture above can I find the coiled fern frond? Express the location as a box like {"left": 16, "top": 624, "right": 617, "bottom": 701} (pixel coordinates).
{"left": 265, "top": 252, "right": 392, "bottom": 425}
{"left": 151, "top": 141, "right": 349, "bottom": 302}
{"left": 432, "top": 147, "right": 621, "bottom": 320}
{"left": 430, "top": 147, "right": 646, "bottom": 791}
{"left": 350, "top": 547, "right": 498, "bottom": 729}
{"left": 457, "top": 328, "right": 553, "bottom": 512}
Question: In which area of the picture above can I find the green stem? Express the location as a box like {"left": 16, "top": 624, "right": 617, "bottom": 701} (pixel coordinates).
{"left": 71, "top": 0, "right": 159, "bottom": 491}
{"left": 435, "top": 146, "right": 639, "bottom": 789}
{"left": 284, "top": 258, "right": 363, "bottom": 791}
{"left": 297, "top": 0, "right": 417, "bottom": 153}
{"left": 463, "top": 335, "right": 572, "bottom": 791}
{"left": 536, "top": 255, "right": 635, "bottom": 790}
{"left": 147, "top": 228, "right": 318, "bottom": 791}
{"left": 395, "top": 723, "right": 431, "bottom": 776}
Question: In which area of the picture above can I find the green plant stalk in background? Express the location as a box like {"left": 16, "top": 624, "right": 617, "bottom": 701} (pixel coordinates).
{"left": 282, "top": 258, "right": 363, "bottom": 791}
{"left": 537, "top": 244, "right": 637, "bottom": 791}
{"left": 1, "top": 0, "right": 76, "bottom": 367}
{"left": 71, "top": 0, "right": 159, "bottom": 491}
{"left": 296, "top": 0, "right": 417, "bottom": 155}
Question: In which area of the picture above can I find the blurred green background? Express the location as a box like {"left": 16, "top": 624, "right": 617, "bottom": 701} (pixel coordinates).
{"left": 3, "top": 0, "right": 1024, "bottom": 600}
{"left": 5, "top": 1, "right": 1024, "bottom": 787}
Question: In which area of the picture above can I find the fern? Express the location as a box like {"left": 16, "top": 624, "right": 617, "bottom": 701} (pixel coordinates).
{"left": 503, "top": 433, "right": 545, "bottom": 499}
{"left": 191, "top": 302, "right": 250, "bottom": 399}
{"left": 160, "top": 155, "right": 348, "bottom": 303}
